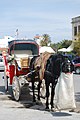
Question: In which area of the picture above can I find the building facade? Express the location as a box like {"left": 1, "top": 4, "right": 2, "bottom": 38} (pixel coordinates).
{"left": 0, "top": 36, "right": 14, "bottom": 54}
{"left": 72, "top": 16, "right": 80, "bottom": 40}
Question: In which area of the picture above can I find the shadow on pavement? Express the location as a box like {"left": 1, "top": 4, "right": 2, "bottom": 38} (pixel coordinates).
{"left": 0, "top": 86, "right": 5, "bottom": 95}
{"left": 75, "top": 92, "right": 80, "bottom": 102}
{"left": 0, "top": 85, "right": 77, "bottom": 115}
{"left": 4, "top": 84, "right": 46, "bottom": 110}
{"left": 51, "top": 111, "right": 72, "bottom": 117}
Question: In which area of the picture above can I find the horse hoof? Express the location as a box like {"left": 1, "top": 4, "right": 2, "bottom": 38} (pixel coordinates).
{"left": 51, "top": 108, "right": 55, "bottom": 112}
{"left": 36, "top": 100, "right": 42, "bottom": 105}
{"left": 45, "top": 106, "right": 49, "bottom": 110}
{"left": 33, "top": 102, "right": 36, "bottom": 105}
{"left": 45, "top": 108, "right": 50, "bottom": 111}
{"left": 33, "top": 99, "right": 36, "bottom": 102}
{"left": 69, "top": 109, "right": 75, "bottom": 112}
{"left": 51, "top": 107, "right": 58, "bottom": 112}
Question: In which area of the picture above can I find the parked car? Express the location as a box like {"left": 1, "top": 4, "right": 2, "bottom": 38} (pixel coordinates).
{"left": 0, "top": 56, "right": 5, "bottom": 71}
{"left": 72, "top": 57, "right": 80, "bottom": 74}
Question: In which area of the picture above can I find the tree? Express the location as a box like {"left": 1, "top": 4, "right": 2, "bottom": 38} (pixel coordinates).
{"left": 50, "top": 39, "right": 72, "bottom": 52}
{"left": 40, "top": 34, "right": 51, "bottom": 46}
{"left": 74, "top": 33, "right": 80, "bottom": 56}
{"left": 58, "top": 40, "right": 72, "bottom": 49}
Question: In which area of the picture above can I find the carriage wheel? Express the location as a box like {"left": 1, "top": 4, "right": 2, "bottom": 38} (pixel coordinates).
{"left": 12, "top": 76, "right": 21, "bottom": 101}
{"left": 4, "top": 71, "right": 8, "bottom": 92}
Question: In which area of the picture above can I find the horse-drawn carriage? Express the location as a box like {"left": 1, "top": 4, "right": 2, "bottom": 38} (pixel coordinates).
{"left": 2, "top": 39, "right": 75, "bottom": 110}
{"left": 2, "top": 39, "right": 39, "bottom": 101}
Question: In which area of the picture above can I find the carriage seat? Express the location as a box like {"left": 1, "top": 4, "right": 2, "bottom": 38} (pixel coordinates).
{"left": 20, "top": 57, "right": 30, "bottom": 68}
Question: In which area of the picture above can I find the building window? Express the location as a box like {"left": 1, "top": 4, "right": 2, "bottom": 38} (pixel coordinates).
{"left": 74, "top": 26, "right": 77, "bottom": 36}
{"left": 78, "top": 25, "right": 80, "bottom": 33}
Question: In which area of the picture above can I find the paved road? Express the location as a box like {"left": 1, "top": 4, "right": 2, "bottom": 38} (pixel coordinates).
{"left": 0, "top": 72, "right": 80, "bottom": 120}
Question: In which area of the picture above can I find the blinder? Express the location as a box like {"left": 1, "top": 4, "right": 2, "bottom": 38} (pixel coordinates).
{"left": 62, "top": 59, "right": 73, "bottom": 73}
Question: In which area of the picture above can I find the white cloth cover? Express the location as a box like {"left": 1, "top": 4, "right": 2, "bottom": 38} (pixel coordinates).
{"left": 54, "top": 72, "right": 76, "bottom": 110}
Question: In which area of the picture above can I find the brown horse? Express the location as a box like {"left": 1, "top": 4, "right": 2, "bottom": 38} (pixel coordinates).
{"left": 29, "top": 52, "right": 52, "bottom": 102}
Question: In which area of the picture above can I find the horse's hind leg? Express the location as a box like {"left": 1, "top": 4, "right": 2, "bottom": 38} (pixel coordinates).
{"left": 32, "top": 81, "right": 36, "bottom": 102}
{"left": 38, "top": 80, "right": 42, "bottom": 101}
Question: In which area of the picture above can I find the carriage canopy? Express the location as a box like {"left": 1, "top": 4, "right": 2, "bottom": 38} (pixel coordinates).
{"left": 8, "top": 39, "right": 39, "bottom": 56}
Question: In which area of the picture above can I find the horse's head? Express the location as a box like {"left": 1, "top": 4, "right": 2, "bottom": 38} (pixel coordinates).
{"left": 45, "top": 53, "right": 74, "bottom": 80}
{"left": 61, "top": 55, "right": 74, "bottom": 73}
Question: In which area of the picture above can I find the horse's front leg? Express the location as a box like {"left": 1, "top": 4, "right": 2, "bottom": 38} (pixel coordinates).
{"left": 45, "top": 83, "right": 50, "bottom": 109}
{"left": 50, "top": 84, "right": 55, "bottom": 110}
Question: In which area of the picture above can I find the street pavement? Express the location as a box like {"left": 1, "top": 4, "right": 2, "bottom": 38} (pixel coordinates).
{"left": 0, "top": 72, "right": 80, "bottom": 120}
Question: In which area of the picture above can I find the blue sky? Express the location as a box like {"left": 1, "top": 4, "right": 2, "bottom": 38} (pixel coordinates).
{"left": 0, "top": 0, "right": 80, "bottom": 43}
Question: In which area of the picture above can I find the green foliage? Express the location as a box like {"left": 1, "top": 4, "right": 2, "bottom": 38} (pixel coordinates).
{"left": 74, "top": 33, "right": 80, "bottom": 56}
{"left": 40, "top": 34, "right": 51, "bottom": 46}
{"left": 58, "top": 40, "right": 72, "bottom": 49}
{"left": 50, "top": 39, "right": 72, "bottom": 52}
{"left": 39, "top": 33, "right": 78, "bottom": 55}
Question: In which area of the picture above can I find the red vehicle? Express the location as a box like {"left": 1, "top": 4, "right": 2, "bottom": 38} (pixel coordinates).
{"left": 2, "top": 39, "right": 39, "bottom": 100}
{"left": 72, "top": 57, "right": 80, "bottom": 74}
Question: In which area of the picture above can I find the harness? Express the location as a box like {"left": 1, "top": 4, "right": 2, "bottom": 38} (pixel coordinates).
{"left": 44, "top": 54, "right": 73, "bottom": 82}
{"left": 61, "top": 58, "right": 74, "bottom": 74}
